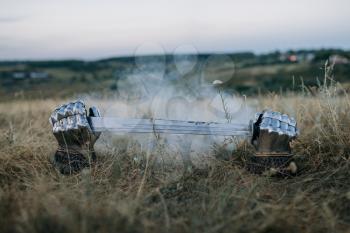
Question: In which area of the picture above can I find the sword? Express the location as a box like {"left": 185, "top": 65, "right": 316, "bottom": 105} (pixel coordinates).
{"left": 50, "top": 101, "right": 299, "bottom": 174}
{"left": 88, "top": 117, "right": 253, "bottom": 136}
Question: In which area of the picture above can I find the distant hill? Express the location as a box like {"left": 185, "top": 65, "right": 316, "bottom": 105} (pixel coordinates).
{"left": 1, "top": 49, "right": 349, "bottom": 100}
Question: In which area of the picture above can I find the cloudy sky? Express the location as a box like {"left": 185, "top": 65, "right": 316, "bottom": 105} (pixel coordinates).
{"left": 0, "top": 0, "right": 349, "bottom": 60}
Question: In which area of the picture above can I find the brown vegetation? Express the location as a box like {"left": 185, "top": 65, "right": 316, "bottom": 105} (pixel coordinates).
{"left": 0, "top": 79, "right": 349, "bottom": 232}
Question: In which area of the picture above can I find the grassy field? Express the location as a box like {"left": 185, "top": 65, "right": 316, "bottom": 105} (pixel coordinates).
{"left": 0, "top": 79, "right": 349, "bottom": 233}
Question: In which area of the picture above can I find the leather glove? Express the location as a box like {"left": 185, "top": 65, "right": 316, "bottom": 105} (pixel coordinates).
{"left": 49, "top": 100, "right": 101, "bottom": 174}
{"left": 250, "top": 110, "right": 298, "bottom": 174}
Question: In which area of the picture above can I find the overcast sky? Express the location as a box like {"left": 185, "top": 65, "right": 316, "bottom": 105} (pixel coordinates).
{"left": 0, "top": 0, "right": 349, "bottom": 60}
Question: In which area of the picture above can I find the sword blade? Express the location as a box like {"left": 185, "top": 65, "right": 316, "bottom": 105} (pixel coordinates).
{"left": 88, "top": 117, "right": 252, "bottom": 136}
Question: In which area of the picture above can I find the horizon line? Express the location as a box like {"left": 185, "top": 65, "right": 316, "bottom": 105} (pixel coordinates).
{"left": 0, "top": 47, "right": 348, "bottom": 63}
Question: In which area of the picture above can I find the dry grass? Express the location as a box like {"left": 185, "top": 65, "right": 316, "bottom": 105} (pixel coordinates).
{"left": 0, "top": 80, "right": 349, "bottom": 233}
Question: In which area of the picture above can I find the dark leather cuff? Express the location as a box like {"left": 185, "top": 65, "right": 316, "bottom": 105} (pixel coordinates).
{"left": 246, "top": 155, "right": 296, "bottom": 175}
{"left": 52, "top": 146, "right": 96, "bottom": 175}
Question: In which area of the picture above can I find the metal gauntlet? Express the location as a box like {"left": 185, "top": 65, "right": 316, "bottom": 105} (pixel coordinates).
{"left": 49, "top": 100, "right": 101, "bottom": 174}
{"left": 250, "top": 110, "right": 298, "bottom": 174}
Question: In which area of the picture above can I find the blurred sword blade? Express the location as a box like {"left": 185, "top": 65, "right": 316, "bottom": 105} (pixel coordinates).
{"left": 88, "top": 117, "right": 252, "bottom": 136}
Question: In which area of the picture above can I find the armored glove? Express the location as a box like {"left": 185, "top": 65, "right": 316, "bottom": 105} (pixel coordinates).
{"left": 49, "top": 100, "right": 101, "bottom": 174}
{"left": 250, "top": 110, "right": 298, "bottom": 174}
